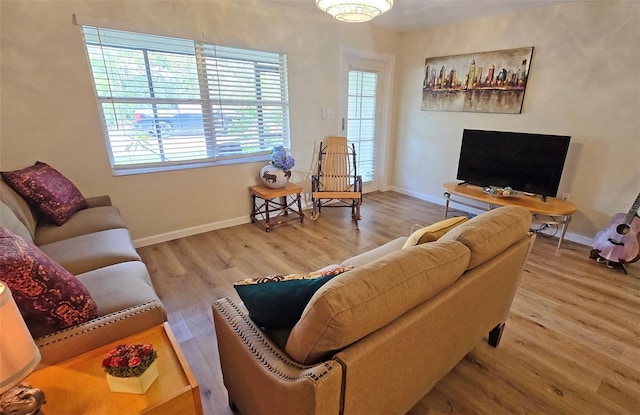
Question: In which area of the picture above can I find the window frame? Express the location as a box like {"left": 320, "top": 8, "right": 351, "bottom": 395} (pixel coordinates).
{"left": 78, "top": 22, "right": 290, "bottom": 175}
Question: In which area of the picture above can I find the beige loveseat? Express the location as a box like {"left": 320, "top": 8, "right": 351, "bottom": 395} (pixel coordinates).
{"left": 1, "top": 179, "right": 166, "bottom": 365}
{"left": 212, "top": 206, "right": 535, "bottom": 414}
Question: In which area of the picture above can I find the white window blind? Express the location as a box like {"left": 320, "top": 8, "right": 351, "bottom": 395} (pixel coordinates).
{"left": 347, "top": 70, "right": 377, "bottom": 183}
{"left": 81, "top": 26, "right": 290, "bottom": 173}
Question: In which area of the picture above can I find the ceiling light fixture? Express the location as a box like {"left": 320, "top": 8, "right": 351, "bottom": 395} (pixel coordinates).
{"left": 316, "top": 0, "right": 394, "bottom": 23}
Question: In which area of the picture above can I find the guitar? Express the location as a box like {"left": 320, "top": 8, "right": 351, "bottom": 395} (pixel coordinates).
{"left": 591, "top": 193, "right": 640, "bottom": 264}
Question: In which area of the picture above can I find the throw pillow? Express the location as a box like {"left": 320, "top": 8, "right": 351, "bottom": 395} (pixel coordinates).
{"left": 1, "top": 161, "right": 88, "bottom": 225}
{"left": 234, "top": 266, "right": 354, "bottom": 329}
{"left": 402, "top": 216, "right": 469, "bottom": 249}
{"left": 0, "top": 227, "right": 98, "bottom": 327}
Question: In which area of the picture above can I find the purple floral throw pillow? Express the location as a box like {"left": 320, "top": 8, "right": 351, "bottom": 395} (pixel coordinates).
{"left": 0, "top": 227, "right": 98, "bottom": 328}
{"left": 1, "top": 161, "right": 88, "bottom": 225}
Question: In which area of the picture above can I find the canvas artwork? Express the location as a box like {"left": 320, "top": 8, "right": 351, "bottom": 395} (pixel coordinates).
{"left": 421, "top": 47, "right": 534, "bottom": 114}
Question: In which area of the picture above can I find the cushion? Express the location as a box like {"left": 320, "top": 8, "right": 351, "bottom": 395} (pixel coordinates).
{"left": 341, "top": 237, "right": 407, "bottom": 268}
{"left": 27, "top": 261, "right": 163, "bottom": 340}
{"left": 35, "top": 205, "right": 126, "bottom": 245}
{"left": 76, "top": 261, "right": 161, "bottom": 316}
{"left": 0, "top": 227, "right": 98, "bottom": 327}
{"left": 1, "top": 201, "right": 33, "bottom": 242}
{"left": 0, "top": 179, "right": 38, "bottom": 239}
{"left": 1, "top": 162, "right": 88, "bottom": 225}
{"left": 38, "top": 228, "right": 141, "bottom": 275}
{"left": 402, "top": 216, "right": 468, "bottom": 249}
{"left": 234, "top": 266, "right": 354, "bottom": 329}
{"left": 438, "top": 206, "right": 532, "bottom": 270}
{"left": 285, "top": 240, "right": 471, "bottom": 364}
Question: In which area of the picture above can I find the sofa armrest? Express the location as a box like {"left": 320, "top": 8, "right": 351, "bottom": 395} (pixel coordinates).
{"left": 85, "top": 195, "right": 112, "bottom": 208}
{"left": 212, "top": 298, "right": 343, "bottom": 415}
{"left": 35, "top": 301, "right": 166, "bottom": 366}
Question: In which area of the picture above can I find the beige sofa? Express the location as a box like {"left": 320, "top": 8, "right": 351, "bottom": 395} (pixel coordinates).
{"left": 0, "top": 179, "right": 166, "bottom": 365}
{"left": 212, "top": 206, "right": 535, "bottom": 415}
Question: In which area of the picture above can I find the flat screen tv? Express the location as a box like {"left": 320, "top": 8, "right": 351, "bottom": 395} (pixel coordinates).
{"left": 456, "top": 129, "right": 571, "bottom": 199}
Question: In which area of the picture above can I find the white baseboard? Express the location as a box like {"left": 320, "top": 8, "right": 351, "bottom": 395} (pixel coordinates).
{"left": 390, "top": 185, "right": 592, "bottom": 247}
{"left": 389, "top": 185, "right": 488, "bottom": 216}
{"left": 134, "top": 187, "right": 592, "bottom": 248}
{"left": 133, "top": 216, "right": 250, "bottom": 248}
{"left": 134, "top": 196, "right": 315, "bottom": 248}
{"left": 558, "top": 233, "right": 592, "bottom": 247}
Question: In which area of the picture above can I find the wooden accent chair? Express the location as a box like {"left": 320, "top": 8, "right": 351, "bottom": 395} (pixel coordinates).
{"left": 311, "top": 136, "right": 362, "bottom": 228}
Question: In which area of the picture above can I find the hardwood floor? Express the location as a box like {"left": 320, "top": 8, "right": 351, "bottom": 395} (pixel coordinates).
{"left": 137, "top": 191, "right": 640, "bottom": 415}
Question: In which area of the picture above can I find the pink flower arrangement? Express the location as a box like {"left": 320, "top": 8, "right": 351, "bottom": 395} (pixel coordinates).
{"left": 102, "top": 343, "right": 157, "bottom": 378}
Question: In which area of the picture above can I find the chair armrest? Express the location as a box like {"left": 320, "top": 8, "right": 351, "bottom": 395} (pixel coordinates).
{"left": 212, "top": 298, "right": 343, "bottom": 415}
{"left": 34, "top": 301, "right": 166, "bottom": 366}
{"left": 85, "top": 195, "right": 112, "bottom": 208}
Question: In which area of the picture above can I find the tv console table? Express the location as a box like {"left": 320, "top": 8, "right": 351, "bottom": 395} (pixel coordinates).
{"left": 443, "top": 182, "right": 577, "bottom": 249}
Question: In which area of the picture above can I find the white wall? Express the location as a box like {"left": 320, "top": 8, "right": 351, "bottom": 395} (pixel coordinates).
{"left": 0, "top": 0, "right": 397, "bottom": 244}
{"left": 392, "top": 1, "right": 640, "bottom": 244}
{"left": 2, "top": 1, "right": 638, "bottom": 245}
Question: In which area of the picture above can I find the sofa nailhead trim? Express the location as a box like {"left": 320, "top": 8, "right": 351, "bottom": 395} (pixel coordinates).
{"left": 35, "top": 301, "right": 164, "bottom": 346}
{"left": 214, "top": 298, "right": 334, "bottom": 382}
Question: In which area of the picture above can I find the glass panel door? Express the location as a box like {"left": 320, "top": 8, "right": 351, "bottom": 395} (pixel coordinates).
{"left": 340, "top": 56, "right": 386, "bottom": 193}
{"left": 347, "top": 70, "right": 377, "bottom": 184}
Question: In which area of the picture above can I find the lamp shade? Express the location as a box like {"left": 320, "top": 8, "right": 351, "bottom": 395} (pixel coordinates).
{"left": 0, "top": 282, "right": 41, "bottom": 394}
{"left": 316, "top": 0, "right": 394, "bottom": 22}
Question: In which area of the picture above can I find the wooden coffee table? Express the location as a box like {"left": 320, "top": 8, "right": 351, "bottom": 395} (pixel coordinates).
{"left": 25, "top": 323, "right": 203, "bottom": 415}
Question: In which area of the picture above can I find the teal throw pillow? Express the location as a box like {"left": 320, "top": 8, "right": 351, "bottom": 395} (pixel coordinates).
{"left": 234, "top": 266, "right": 354, "bottom": 329}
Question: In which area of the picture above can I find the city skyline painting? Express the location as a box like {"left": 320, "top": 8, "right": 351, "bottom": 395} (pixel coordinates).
{"left": 421, "top": 47, "right": 534, "bottom": 114}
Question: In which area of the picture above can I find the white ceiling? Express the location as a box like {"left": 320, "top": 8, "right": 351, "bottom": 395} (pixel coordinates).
{"left": 264, "top": 0, "right": 574, "bottom": 32}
